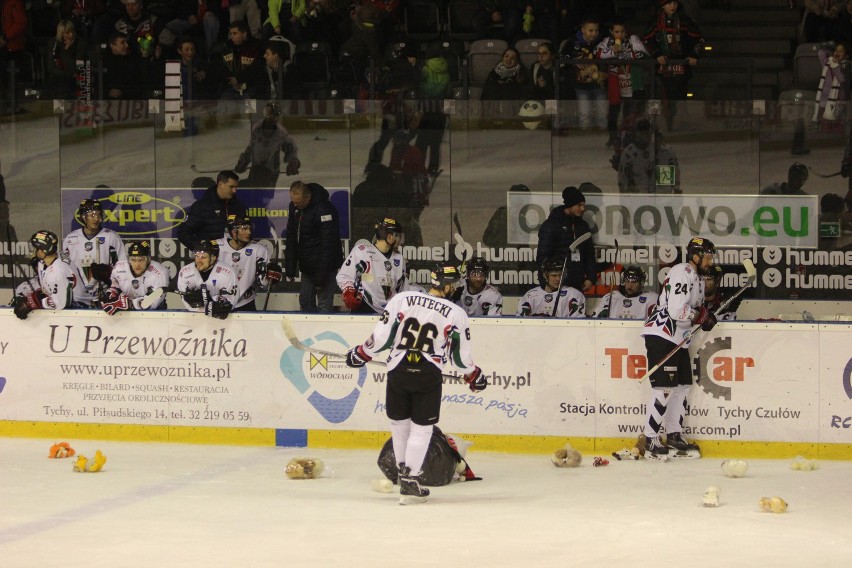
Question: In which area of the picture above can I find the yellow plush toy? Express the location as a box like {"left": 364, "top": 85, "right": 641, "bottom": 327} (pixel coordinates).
{"left": 759, "top": 496, "right": 788, "bottom": 513}
{"left": 48, "top": 442, "right": 75, "bottom": 459}
{"left": 73, "top": 450, "right": 107, "bottom": 472}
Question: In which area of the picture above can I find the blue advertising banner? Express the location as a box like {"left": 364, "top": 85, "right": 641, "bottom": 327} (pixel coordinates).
{"left": 60, "top": 187, "right": 351, "bottom": 240}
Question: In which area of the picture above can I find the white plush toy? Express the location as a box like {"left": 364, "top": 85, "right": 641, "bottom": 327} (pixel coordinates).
{"left": 702, "top": 486, "right": 720, "bottom": 507}
{"left": 790, "top": 455, "right": 819, "bottom": 471}
{"left": 721, "top": 459, "right": 749, "bottom": 478}
{"left": 551, "top": 444, "right": 582, "bottom": 468}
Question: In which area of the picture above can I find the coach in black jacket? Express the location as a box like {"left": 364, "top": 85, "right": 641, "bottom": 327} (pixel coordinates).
{"left": 177, "top": 171, "right": 245, "bottom": 251}
{"left": 284, "top": 181, "right": 343, "bottom": 313}
{"left": 536, "top": 186, "right": 596, "bottom": 292}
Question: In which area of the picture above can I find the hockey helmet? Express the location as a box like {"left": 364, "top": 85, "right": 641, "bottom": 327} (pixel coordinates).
{"left": 193, "top": 239, "right": 220, "bottom": 259}
{"left": 466, "top": 256, "right": 489, "bottom": 278}
{"left": 788, "top": 162, "right": 808, "bottom": 183}
{"left": 704, "top": 264, "right": 723, "bottom": 281}
{"left": 540, "top": 256, "right": 564, "bottom": 275}
{"left": 77, "top": 198, "right": 104, "bottom": 220}
{"left": 226, "top": 214, "right": 253, "bottom": 234}
{"left": 685, "top": 237, "right": 716, "bottom": 260}
{"left": 264, "top": 101, "right": 282, "bottom": 119}
{"left": 126, "top": 240, "right": 152, "bottom": 258}
{"left": 430, "top": 263, "right": 461, "bottom": 288}
{"left": 374, "top": 217, "right": 403, "bottom": 241}
{"left": 30, "top": 230, "right": 59, "bottom": 255}
{"left": 620, "top": 265, "right": 646, "bottom": 297}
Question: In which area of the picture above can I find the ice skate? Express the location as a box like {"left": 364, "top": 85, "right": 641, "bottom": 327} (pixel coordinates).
{"left": 643, "top": 436, "right": 669, "bottom": 461}
{"left": 398, "top": 464, "right": 429, "bottom": 505}
{"left": 665, "top": 433, "right": 701, "bottom": 459}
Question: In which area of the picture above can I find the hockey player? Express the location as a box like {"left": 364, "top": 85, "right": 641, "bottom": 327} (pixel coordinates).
{"left": 703, "top": 265, "right": 741, "bottom": 321}
{"left": 101, "top": 240, "right": 169, "bottom": 315}
{"left": 177, "top": 240, "right": 238, "bottom": 319}
{"left": 13, "top": 230, "right": 84, "bottom": 319}
{"left": 451, "top": 256, "right": 503, "bottom": 316}
{"left": 62, "top": 199, "right": 127, "bottom": 307}
{"left": 640, "top": 236, "right": 718, "bottom": 459}
{"left": 214, "top": 215, "right": 282, "bottom": 312}
{"left": 234, "top": 102, "right": 300, "bottom": 189}
{"left": 337, "top": 217, "right": 407, "bottom": 314}
{"left": 595, "top": 265, "right": 659, "bottom": 319}
{"left": 517, "top": 256, "right": 586, "bottom": 318}
{"left": 344, "top": 264, "right": 486, "bottom": 505}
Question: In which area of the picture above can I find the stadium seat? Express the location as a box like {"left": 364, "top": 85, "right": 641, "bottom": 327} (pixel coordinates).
{"left": 794, "top": 42, "right": 831, "bottom": 90}
{"left": 515, "top": 38, "right": 549, "bottom": 70}
{"left": 467, "top": 39, "right": 508, "bottom": 87}
{"left": 447, "top": 0, "right": 480, "bottom": 42}
{"left": 405, "top": 1, "right": 442, "bottom": 44}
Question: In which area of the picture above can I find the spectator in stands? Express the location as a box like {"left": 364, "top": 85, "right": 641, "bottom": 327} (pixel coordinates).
{"left": 224, "top": 0, "right": 263, "bottom": 39}
{"left": 833, "top": 0, "right": 852, "bottom": 43}
{"left": 618, "top": 117, "right": 681, "bottom": 194}
{"left": 340, "top": 2, "right": 384, "bottom": 73}
{"left": 472, "top": 0, "right": 520, "bottom": 43}
{"left": 115, "top": 0, "right": 162, "bottom": 60}
{"left": 416, "top": 46, "right": 450, "bottom": 176}
{"left": 802, "top": 0, "right": 843, "bottom": 43}
{"left": 173, "top": 37, "right": 216, "bottom": 100}
{"left": 255, "top": 37, "right": 292, "bottom": 99}
{"left": 481, "top": 47, "right": 529, "bottom": 101}
{"left": 91, "top": 1, "right": 126, "bottom": 46}
{"left": 46, "top": 20, "right": 90, "bottom": 99}
{"left": 0, "top": 0, "right": 27, "bottom": 115}
{"left": 813, "top": 41, "right": 848, "bottom": 124}
{"left": 165, "top": 0, "right": 220, "bottom": 54}
{"left": 101, "top": 31, "right": 150, "bottom": 99}
{"left": 217, "top": 20, "right": 264, "bottom": 99}
{"left": 263, "top": 0, "right": 304, "bottom": 43}
{"left": 177, "top": 171, "right": 246, "bottom": 250}
{"left": 62, "top": 0, "right": 106, "bottom": 40}
{"left": 562, "top": 17, "right": 607, "bottom": 130}
{"left": 761, "top": 162, "right": 810, "bottom": 195}
{"left": 597, "top": 19, "right": 649, "bottom": 147}
{"left": 642, "top": 0, "right": 704, "bottom": 131}
{"left": 530, "top": 41, "right": 557, "bottom": 101}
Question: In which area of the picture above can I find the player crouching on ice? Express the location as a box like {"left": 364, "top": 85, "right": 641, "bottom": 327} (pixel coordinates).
{"left": 100, "top": 240, "right": 169, "bottom": 315}
{"left": 377, "top": 426, "right": 480, "bottom": 486}
{"left": 345, "top": 263, "right": 486, "bottom": 504}
{"left": 177, "top": 240, "right": 238, "bottom": 319}
{"left": 13, "top": 230, "right": 85, "bottom": 319}
{"left": 639, "top": 237, "right": 718, "bottom": 460}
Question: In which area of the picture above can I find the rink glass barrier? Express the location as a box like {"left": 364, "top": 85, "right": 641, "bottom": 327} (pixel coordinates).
{"left": 0, "top": 311, "right": 851, "bottom": 459}
{"left": 0, "top": 97, "right": 850, "bottom": 303}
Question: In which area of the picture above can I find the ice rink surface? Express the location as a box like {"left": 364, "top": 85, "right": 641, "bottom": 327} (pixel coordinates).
{"left": 2, "top": 437, "right": 851, "bottom": 568}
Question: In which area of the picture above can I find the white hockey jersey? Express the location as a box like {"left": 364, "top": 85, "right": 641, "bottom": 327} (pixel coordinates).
{"left": 336, "top": 239, "right": 407, "bottom": 313}
{"left": 62, "top": 228, "right": 127, "bottom": 306}
{"left": 642, "top": 262, "right": 705, "bottom": 345}
{"left": 110, "top": 259, "right": 169, "bottom": 309}
{"left": 176, "top": 262, "right": 239, "bottom": 312}
{"left": 595, "top": 290, "right": 659, "bottom": 320}
{"left": 360, "top": 291, "right": 477, "bottom": 374}
{"left": 214, "top": 238, "right": 271, "bottom": 309}
{"left": 453, "top": 282, "right": 503, "bottom": 316}
{"left": 517, "top": 286, "right": 586, "bottom": 318}
{"left": 16, "top": 258, "right": 82, "bottom": 310}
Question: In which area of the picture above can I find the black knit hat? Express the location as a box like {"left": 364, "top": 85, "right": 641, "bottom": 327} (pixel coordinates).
{"left": 562, "top": 186, "right": 585, "bottom": 207}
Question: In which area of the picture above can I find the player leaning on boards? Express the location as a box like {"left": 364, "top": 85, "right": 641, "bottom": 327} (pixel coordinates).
{"left": 101, "top": 240, "right": 169, "bottom": 315}
{"left": 13, "top": 230, "right": 84, "bottom": 319}
{"left": 337, "top": 217, "right": 407, "bottom": 314}
{"left": 640, "top": 237, "right": 718, "bottom": 460}
{"left": 344, "top": 264, "right": 486, "bottom": 505}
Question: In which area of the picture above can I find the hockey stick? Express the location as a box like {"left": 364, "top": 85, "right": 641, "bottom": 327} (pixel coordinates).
{"left": 139, "top": 287, "right": 164, "bottom": 309}
{"left": 640, "top": 259, "right": 757, "bottom": 383}
{"left": 550, "top": 232, "right": 591, "bottom": 318}
{"left": 263, "top": 277, "right": 275, "bottom": 311}
{"left": 602, "top": 239, "right": 620, "bottom": 318}
{"left": 281, "top": 317, "right": 464, "bottom": 381}
{"left": 5, "top": 223, "right": 16, "bottom": 301}
{"left": 808, "top": 166, "right": 842, "bottom": 178}
{"left": 190, "top": 164, "right": 221, "bottom": 174}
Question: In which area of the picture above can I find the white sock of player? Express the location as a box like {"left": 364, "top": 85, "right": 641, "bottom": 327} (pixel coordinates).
{"left": 390, "top": 419, "right": 411, "bottom": 467}
{"left": 404, "top": 423, "right": 433, "bottom": 475}
{"left": 663, "top": 385, "right": 691, "bottom": 435}
{"left": 643, "top": 388, "right": 670, "bottom": 438}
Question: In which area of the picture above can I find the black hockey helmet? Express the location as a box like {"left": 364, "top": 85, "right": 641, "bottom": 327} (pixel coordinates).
{"left": 430, "top": 263, "right": 461, "bottom": 288}
{"left": 788, "top": 162, "right": 808, "bottom": 182}
{"left": 77, "top": 198, "right": 104, "bottom": 220}
{"left": 193, "top": 239, "right": 220, "bottom": 258}
{"left": 374, "top": 217, "right": 403, "bottom": 240}
{"left": 686, "top": 237, "right": 716, "bottom": 259}
{"left": 264, "top": 101, "right": 282, "bottom": 119}
{"left": 540, "top": 256, "right": 564, "bottom": 275}
{"left": 126, "top": 240, "right": 152, "bottom": 258}
{"left": 226, "top": 214, "right": 252, "bottom": 234}
{"left": 30, "top": 230, "right": 59, "bottom": 255}
{"left": 704, "top": 264, "right": 723, "bottom": 281}
{"left": 620, "top": 265, "right": 646, "bottom": 297}
{"left": 466, "top": 256, "right": 488, "bottom": 277}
